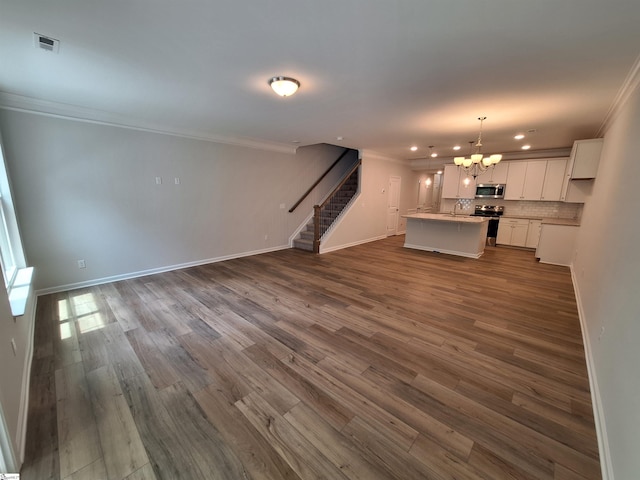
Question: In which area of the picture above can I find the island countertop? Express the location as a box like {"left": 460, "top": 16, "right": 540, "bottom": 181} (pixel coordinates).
{"left": 402, "top": 213, "right": 488, "bottom": 224}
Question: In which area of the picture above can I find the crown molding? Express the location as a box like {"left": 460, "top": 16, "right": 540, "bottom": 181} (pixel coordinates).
{"left": 409, "top": 147, "right": 572, "bottom": 170}
{"left": 0, "top": 91, "right": 297, "bottom": 155}
{"left": 597, "top": 53, "right": 640, "bottom": 137}
{"left": 361, "top": 149, "right": 409, "bottom": 165}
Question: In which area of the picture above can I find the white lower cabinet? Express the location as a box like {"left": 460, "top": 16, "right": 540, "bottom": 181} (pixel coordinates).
{"left": 535, "top": 224, "right": 579, "bottom": 265}
{"left": 525, "top": 220, "right": 542, "bottom": 248}
{"left": 496, "top": 218, "right": 530, "bottom": 247}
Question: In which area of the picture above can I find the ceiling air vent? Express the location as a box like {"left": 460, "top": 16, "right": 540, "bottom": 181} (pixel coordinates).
{"left": 33, "top": 33, "right": 59, "bottom": 53}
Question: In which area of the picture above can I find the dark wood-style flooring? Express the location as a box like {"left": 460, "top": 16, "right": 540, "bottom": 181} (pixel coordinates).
{"left": 21, "top": 235, "right": 601, "bottom": 479}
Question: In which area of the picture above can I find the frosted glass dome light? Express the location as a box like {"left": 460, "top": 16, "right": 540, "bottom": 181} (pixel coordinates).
{"left": 269, "top": 76, "right": 300, "bottom": 97}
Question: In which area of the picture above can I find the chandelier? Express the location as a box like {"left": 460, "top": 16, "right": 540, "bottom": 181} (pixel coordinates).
{"left": 454, "top": 117, "right": 502, "bottom": 179}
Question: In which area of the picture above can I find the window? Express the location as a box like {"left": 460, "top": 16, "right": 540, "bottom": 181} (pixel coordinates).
{"left": 0, "top": 194, "right": 17, "bottom": 287}
{"left": 0, "top": 133, "right": 30, "bottom": 316}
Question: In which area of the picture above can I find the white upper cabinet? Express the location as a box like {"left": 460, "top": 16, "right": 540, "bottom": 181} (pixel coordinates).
{"left": 442, "top": 165, "right": 476, "bottom": 199}
{"left": 521, "top": 161, "right": 547, "bottom": 199}
{"left": 441, "top": 165, "right": 460, "bottom": 198}
{"left": 476, "top": 161, "right": 508, "bottom": 185}
{"left": 504, "top": 162, "right": 526, "bottom": 200}
{"left": 540, "top": 158, "right": 567, "bottom": 201}
{"left": 560, "top": 139, "right": 603, "bottom": 202}
{"left": 505, "top": 160, "right": 546, "bottom": 200}
{"left": 568, "top": 139, "right": 603, "bottom": 179}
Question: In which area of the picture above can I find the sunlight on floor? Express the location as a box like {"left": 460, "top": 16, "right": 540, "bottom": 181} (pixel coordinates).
{"left": 58, "top": 292, "right": 105, "bottom": 339}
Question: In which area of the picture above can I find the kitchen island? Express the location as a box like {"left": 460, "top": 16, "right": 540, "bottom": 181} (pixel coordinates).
{"left": 402, "top": 213, "right": 489, "bottom": 258}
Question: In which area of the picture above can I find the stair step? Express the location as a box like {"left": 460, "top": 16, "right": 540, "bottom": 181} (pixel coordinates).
{"left": 293, "top": 238, "right": 314, "bottom": 251}
{"left": 294, "top": 163, "right": 359, "bottom": 254}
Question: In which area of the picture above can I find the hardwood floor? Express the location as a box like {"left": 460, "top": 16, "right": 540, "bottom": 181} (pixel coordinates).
{"left": 21, "top": 236, "right": 601, "bottom": 479}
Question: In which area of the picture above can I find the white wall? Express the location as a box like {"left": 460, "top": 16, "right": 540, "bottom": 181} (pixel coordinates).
{"left": 572, "top": 83, "right": 640, "bottom": 479}
{"left": 321, "top": 150, "right": 417, "bottom": 251}
{"left": 0, "top": 110, "right": 350, "bottom": 292}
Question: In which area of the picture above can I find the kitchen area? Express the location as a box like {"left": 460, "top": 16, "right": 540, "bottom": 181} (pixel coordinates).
{"left": 406, "top": 138, "right": 602, "bottom": 265}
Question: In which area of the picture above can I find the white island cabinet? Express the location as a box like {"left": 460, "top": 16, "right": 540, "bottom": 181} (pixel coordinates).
{"left": 402, "top": 213, "right": 488, "bottom": 258}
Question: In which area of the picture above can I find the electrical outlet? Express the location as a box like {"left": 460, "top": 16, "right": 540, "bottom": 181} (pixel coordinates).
{"left": 155, "top": 176, "right": 162, "bottom": 185}
{"left": 77, "top": 259, "right": 86, "bottom": 269}
{"left": 174, "top": 177, "right": 180, "bottom": 185}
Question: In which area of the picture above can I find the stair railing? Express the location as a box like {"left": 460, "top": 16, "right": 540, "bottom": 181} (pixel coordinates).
{"left": 289, "top": 148, "right": 351, "bottom": 213}
{"left": 313, "top": 159, "right": 361, "bottom": 253}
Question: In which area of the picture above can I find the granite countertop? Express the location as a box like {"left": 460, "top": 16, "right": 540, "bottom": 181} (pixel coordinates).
{"left": 501, "top": 214, "right": 545, "bottom": 220}
{"left": 402, "top": 213, "right": 488, "bottom": 224}
{"left": 501, "top": 214, "right": 580, "bottom": 226}
{"left": 540, "top": 217, "right": 580, "bottom": 226}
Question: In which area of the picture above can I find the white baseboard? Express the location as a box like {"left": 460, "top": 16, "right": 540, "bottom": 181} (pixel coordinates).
{"left": 16, "top": 292, "right": 36, "bottom": 465}
{"left": 403, "top": 243, "right": 483, "bottom": 259}
{"left": 570, "top": 265, "right": 613, "bottom": 480}
{"left": 36, "top": 244, "right": 290, "bottom": 296}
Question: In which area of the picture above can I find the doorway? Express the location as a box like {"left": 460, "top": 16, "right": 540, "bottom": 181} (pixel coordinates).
{"left": 386, "top": 176, "right": 401, "bottom": 236}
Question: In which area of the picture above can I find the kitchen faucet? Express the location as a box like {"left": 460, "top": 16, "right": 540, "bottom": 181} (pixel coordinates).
{"left": 452, "top": 199, "right": 462, "bottom": 216}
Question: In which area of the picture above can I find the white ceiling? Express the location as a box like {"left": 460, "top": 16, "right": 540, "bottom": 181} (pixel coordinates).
{"left": 1, "top": 0, "right": 640, "bottom": 162}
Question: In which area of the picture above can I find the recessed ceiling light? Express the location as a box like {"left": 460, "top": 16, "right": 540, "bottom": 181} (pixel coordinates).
{"left": 428, "top": 145, "right": 437, "bottom": 158}
{"left": 410, "top": 146, "right": 418, "bottom": 151}
{"left": 521, "top": 144, "right": 531, "bottom": 150}
{"left": 453, "top": 145, "right": 461, "bottom": 151}
{"left": 514, "top": 134, "right": 525, "bottom": 140}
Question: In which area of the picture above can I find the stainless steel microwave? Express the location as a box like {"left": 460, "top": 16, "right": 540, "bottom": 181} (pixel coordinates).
{"left": 475, "top": 184, "right": 505, "bottom": 199}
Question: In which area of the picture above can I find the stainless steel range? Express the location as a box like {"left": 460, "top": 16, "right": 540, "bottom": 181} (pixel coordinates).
{"left": 470, "top": 205, "right": 504, "bottom": 246}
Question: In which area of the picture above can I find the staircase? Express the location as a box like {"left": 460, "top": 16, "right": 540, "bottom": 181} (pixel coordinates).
{"left": 293, "top": 168, "right": 359, "bottom": 252}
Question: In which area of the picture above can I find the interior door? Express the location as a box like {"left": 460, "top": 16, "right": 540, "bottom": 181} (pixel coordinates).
{"left": 387, "top": 176, "right": 401, "bottom": 236}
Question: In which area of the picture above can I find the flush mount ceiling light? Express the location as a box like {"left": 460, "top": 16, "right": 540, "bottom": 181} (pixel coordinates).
{"left": 453, "top": 116, "right": 503, "bottom": 179}
{"left": 269, "top": 76, "right": 300, "bottom": 97}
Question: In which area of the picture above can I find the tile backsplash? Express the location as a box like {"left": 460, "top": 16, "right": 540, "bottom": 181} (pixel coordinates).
{"left": 440, "top": 198, "right": 582, "bottom": 219}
